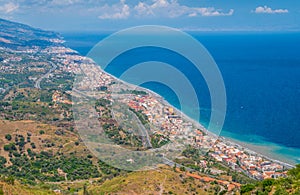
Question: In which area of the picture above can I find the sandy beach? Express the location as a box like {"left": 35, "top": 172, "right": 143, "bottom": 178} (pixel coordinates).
{"left": 92, "top": 63, "right": 296, "bottom": 169}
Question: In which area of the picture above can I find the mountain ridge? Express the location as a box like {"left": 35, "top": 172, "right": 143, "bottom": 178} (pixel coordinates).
{"left": 0, "top": 18, "right": 63, "bottom": 49}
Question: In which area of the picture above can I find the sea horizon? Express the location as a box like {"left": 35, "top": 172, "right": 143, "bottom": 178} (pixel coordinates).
{"left": 62, "top": 31, "right": 300, "bottom": 165}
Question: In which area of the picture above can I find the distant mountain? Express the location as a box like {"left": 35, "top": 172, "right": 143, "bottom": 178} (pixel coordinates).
{"left": 0, "top": 18, "right": 63, "bottom": 49}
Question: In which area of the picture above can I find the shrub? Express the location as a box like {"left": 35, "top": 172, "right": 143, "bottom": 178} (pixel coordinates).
{"left": 0, "top": 156, "right": 7, "bottom": 165}
{"left": 5, "top": 134, "right": 12, "bottom": 141}
{"left": 241, "top": 184, "right": 255, "bottom": 194}
{"left": 39, "top": 130, "right": 45, "bottom": 135}
{"left": 3, "top": 143, "right": 17, "bottom": 151}
{"left": 30, "top": 142, "right": 36, "bottom": 149}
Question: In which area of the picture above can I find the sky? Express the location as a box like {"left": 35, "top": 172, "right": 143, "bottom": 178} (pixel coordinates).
{"left": 0, "top": 0, "right": 299, "bottom": 32}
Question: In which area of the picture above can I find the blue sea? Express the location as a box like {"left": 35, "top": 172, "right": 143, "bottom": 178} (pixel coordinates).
{"left": 62, "top": 31, "right": 300, "bottom": 164}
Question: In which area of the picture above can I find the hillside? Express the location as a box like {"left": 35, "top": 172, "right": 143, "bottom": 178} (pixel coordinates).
{"left": 0, "top": 18, "right": 62, "bottom": 49}
{"left": 241, "top": 165, "right": 300, "bottom": 194}
{"left": 85, "top": 167, "right": 222, "bottom": 195}
{"left": 0, "top": 182, "right": 55, "bottom": 195}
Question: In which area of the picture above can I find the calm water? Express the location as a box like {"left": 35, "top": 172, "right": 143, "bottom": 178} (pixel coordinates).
{"left": 63, "top": 31, "right": 300, "bottom": 163}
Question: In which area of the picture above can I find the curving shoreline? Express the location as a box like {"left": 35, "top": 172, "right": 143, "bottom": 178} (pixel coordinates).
{"left": 91, "top": 62, "right": 295, "bottom": 170}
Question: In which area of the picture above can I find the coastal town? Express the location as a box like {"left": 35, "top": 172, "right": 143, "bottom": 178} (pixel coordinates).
{"left": 1, "top": 14, "right": 300, "bottom": 195}
{"left": 1, "top": 40, "right": 293, "bottom": 182}
{"left": 46, "top": 45, "right": 293, "bottom": 181}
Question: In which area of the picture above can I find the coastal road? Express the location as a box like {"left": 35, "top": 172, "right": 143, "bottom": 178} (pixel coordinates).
{"left": 34, "top": 61, "right": 57, "bottom": 89}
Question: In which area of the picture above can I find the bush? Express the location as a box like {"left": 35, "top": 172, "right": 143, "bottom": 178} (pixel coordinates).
{"left": 5, "top": 134, "right": 12, "bottom": 141}
{"left": 262, "top": 178, "right": 274, "bottom": 192}
{"left": 179, "top": 166, "right": 186, "bottom": 172}
{"left": 30, "top": 142, "right": 36, "bottom": 149}
{"left": 274, "top": 187, "right": 288, "bottom": 195}
{"left": 4, "top": 176, "right": 15, "bottom": 185}
{"left": 39, "top": 130, "right": 45, "bottom": 135}
{"left": 4, "top": 143, "right": 17, "bottom": 151}
{"left": 241, "top": 184, "right": 255, "bottom": 194}
{"left": 0, "top": 156, "right": 7, "bottom": 165}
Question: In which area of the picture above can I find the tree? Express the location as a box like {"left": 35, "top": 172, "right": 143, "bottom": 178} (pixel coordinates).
{"left": 173, "top": 164, "right": 177, "bottom": 171}
{"left": 241, "top": 184, "right": 255, "bottom": 194}
{"left": 180, "top": 166, "right": 186, "bottom": 172}
{"left": 274, "top": 187, "right": 288, "bottom": 195}
{"left": 288, "top": 164, "right": 300, "bottom": 179}
{"left": 5, "top": 134, "right": 12, "bottom": 141}
{"left": 83, "top": 184, "right": 89, "bottom": 195}
{"left": 39, "top": 130, "right": 45, "bottom": 135}
{"left": 4, "top": 176, "right": 15, "bottom": 185}
{"left": 262, "top": 178, "right": 274, "bottom": 192}
{"left": 219, "top": 190, "right": 227, "bottom": 195}
{"left": 31, "top": 142, "right": 36, "bottom": 149}
{"left": 4, "top": 143, "right": 16, "bottom": 151}
{"left": 0, "top": 156, "right": 7, "bottom": 165}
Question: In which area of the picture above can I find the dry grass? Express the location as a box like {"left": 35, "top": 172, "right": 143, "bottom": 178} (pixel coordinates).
{"left": 84, "top": 167, "right": 213, "bottom": 195}
{"left": 0, "top": 120, "right": 87, "bottom": 164}
{"left": 0, "top": 182, "right": 55, "bottom": 195}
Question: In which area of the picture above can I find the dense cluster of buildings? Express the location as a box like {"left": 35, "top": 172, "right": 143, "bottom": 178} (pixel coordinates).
{"left": 208, "top": 140, "right": 287, "bottom": 180}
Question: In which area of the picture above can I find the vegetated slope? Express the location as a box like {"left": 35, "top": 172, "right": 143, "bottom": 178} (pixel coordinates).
{"left": 86, "top": 167, "right": 221, "bottom": 195}
{"left": 0, "top": 18, "right": 62, "bottom": 49}
{"left": 241, "top": 165, "right": 300, "bottom": 195}
{"left": 0, "top": 182, "right": 55, "bottom": 195}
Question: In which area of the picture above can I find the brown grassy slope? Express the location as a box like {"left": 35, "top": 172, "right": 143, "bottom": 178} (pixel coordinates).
{"left": 0, "top": 182, "right": 55, "bottom": 195}
{"left": 0, "top": 120, "right": 86, "bottom": 164}
{"left": 83, "top": 167, "right": 237, "bottom": 195}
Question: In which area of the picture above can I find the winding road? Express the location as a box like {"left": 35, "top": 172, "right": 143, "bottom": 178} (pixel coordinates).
{"left": 34, "top": 61, "right": 57, "bottom": 89}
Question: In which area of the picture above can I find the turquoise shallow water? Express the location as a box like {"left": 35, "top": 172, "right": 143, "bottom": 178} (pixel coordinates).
{"left": 62, "top": 31, "right": 300, "bottom": 164}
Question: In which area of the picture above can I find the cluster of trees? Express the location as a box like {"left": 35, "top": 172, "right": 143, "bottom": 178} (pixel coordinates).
{"left": 0, "top": 73, "right": 29, "bottom": 88}
{"left": 0, "top": 93, "right": 73, "bottom": 123}
{"left": 118, "top": 89, "right": 147, "bottom": 96}
{"left": 129, "top": 108, "right": 149, "bottom": 125}
{"left": 3, "top": 134, "right": 33, "bottom": 157}
{"left": 95, "top": 98, "right": 111, "bottom": 107}
{"left": 0, "top": 152, "right": 101, "bottom": 185}
{"left": 1, "top": 132, "right": 125, "bottom": 185}
{"left": 94, "top": 98, "right": 144, "bottom": 149}
{"left": 130, "top": 90, "right": 147, "bottom": 96}
{"left": 102, "top": 123, "right": 143, "bottom": 148}
{"left": 150, "top": 134, "right": 170, "bottom": 148}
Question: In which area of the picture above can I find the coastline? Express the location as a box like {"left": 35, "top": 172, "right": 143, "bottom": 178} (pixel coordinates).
{"left": 221, "top": 136, "right": 295, "bottom": 168}
{"left": 90, "top": 62, "right": 296, "bottom": 169}
{"left": 221, "top": 131, "right": 299, "bottom": 166}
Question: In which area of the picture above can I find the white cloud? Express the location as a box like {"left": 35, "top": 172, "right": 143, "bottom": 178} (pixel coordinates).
{"left": 98, "top": 0, "right": 130, "bottom": 19}
{"left": 254, "top": 6, "right": 288, "bottom": 14}
{"left": 193, "top": 8, "right": 234, "bottom": 17}
{"left": 152, "top": 0, "right": 169, "bottom": 9}
{"left": 134, "top": 0, "right": 234, "bottom": 18}
{"left": 0, "top": 2, "right": 19, "bottom": 14}
{"left": 188, "top": 12, "right": 197, "bottom": 17}
{"left": 50, "top": 0, "right": 82, "bottom": 6}
{"left": 134, "top": 2, "right": 154, "bottom": 16}
{"left": 60, "top": 0, "right": 233, "bottom": 20}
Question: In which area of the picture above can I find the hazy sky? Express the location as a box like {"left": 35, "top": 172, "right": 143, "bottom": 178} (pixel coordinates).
{"left": 0, "top": 0, "right": 299, "bottom": 32}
